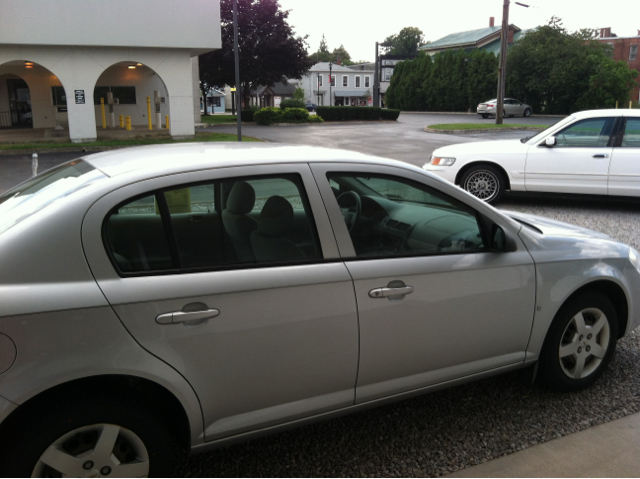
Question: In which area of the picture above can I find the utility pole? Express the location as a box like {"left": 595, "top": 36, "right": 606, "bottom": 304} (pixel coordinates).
{"left": 496, "top": 0, "right": 509, "bottom": 125}
{"left": 374, "top": 42, "right": 380, "bottom": 108}
{"left": 233, "top": 0, "right": 242, "bottom": 141}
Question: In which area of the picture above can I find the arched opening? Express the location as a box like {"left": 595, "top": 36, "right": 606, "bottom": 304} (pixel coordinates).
{"left": 93, "top": 62, "right": 170, "bottom": 131}
{"left": 0, "top": 60, "right": 67, "bottom": 130}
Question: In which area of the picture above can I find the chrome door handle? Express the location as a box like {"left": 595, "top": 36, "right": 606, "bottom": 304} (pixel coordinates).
{"left": 156, "top": 309, "right": 220, "bottom": 324}
{"left": 369, "top": 285, "right": 414, "bottom": 299}
{"left": 592, "top": 154, "right": 609, "bottom": 158}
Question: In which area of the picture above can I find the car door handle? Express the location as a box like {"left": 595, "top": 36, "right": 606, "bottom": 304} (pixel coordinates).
{"left": 592, "top": 154, "right": 609, "bottom": 158}
{"left": 369, "top": 285, "right": 414, "bottom": 299}
{"left": 156, "top": 309, "right": 220, "bottom": 324}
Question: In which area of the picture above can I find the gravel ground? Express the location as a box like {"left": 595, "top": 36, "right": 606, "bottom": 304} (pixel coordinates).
{"left": 175, "top": 192, "right": 640, "bottom": 477}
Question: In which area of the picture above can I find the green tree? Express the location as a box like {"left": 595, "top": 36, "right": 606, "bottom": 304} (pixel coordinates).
{"left": 309, "top": 34, "right": 332, "bottom": 63}
{"left": 293, "top": 87, "right": 305, "bottom": 101}
{"left": 507, "top": 20, "right": 638, "bottom": 114}
{"left": 199, "top": 0, "right": 313, "bottom": 107}
{"left": 331, "top": 44, "right": 354, "bottom": 65}
{"left": 382, "top": 27, "right": 426, "bottom": 56}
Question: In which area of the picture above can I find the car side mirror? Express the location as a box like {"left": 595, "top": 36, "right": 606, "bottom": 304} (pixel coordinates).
{"left": 545, "top": 136, "right": 557, "bottom": 147}
{"left": 490, "top": 224, "right": 518, "bottom": 253}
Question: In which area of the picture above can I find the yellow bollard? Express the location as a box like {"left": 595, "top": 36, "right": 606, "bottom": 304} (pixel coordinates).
{"left": 119, "top": 114, "right": 124, "bottom": 128}
{"left": 147, "top": 96, "right": 152, "bottom": 130}
{"left": 616, "top": 100, "right": 619, "bottom": 109}
{"left": 631, "top": 101, "right": 634, "bottom": 109}
{"left": 100, "top": 98, "right": 106, "bottom": 129}
{"left": 165, "top": 115, "right": 169, "bottom": 129}
{"left": 125, "top": 116, "right": 131, "bottom": 131}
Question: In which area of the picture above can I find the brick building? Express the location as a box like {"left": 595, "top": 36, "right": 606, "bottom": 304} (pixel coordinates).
{"left": 596, "top": 28, "right": 640, "bottom": 103}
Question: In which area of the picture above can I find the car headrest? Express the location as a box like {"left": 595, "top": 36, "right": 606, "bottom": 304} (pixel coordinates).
{"left": 226, "top": 181, "right": 256, "bottom": 215}
{"left": 257, "top": 196, "right": 293, "bottom": 237}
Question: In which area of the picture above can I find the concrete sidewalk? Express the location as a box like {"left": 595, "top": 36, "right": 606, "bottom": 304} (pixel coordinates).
{"left": 449, "top": 412, "right": 640, "bottom": 477}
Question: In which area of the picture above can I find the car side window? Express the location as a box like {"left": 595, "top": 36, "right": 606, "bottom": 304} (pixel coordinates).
{"left": 327, "top": 173, "right": 486, "bottom": 258}
{"left": 554, "top": 118, "right": 616, "bottom": 148}
{"left": 621, "top": 118, "right": 640, "bottom": 148}
{"left": 104, "top": 174, "right": 322, "bottom": 275}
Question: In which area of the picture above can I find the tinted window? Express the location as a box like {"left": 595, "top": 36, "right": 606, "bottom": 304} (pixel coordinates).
{"left": 104, "top": 174, "right": 322, "bottom": 275}
{"left": 555, "top": 118, "right": 616, "bottom": 147}
{"left": 621, "top": 118, "right": 640, "bottom": 148}
{"left": 327, "top": 173, "right": 485, "bottom": 258}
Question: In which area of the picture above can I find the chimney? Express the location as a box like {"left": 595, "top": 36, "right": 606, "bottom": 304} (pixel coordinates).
{"left": 637, "top": 30, "right": 640, "bottom": 36}
{"left": 337, "top": 57, "right": 342, "bottom": 65}
{"left": 490, "top": 17, "right": 495, "bottom": 27}
{"left": 600, "top": 27, "right": 611, "bottom": 38}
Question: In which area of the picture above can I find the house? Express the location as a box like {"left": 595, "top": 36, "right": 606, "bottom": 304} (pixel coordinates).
{"left": 293, "top": 62, "right": 375, "bottom": 107}
{"left": 253, "top": 82, "right": 297, "bottom": 108}
{"left": 202, "top": 88, "right": 226, "bottom": 114}
{"left": 418, "top": 18, "right": 524, "bottom": 56}
{"left": 0, "top": 0, "right": 220, "bottom": 142}
{"left": 596, "top": 28, "right": 640, "bottom": 102}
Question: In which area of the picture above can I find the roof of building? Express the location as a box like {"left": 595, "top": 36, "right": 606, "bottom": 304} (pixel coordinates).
{"left": 255, "top": 82, "right": 296, "bottom": 96}
{"left": 309, "top": 62, "right": 373, "bottom": 73}
{"left": 419, "top": 25, "right": 520, "bottom": 51}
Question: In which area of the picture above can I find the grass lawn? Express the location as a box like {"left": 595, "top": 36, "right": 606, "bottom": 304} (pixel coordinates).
{"left": 428, "top": 123, "right": 548, "bottom": 130}
{"left": 200, "top": 114, "right": 238, "bottom": 124}
{"left": 0, "top": 132, "right": 261, "bottom": 151}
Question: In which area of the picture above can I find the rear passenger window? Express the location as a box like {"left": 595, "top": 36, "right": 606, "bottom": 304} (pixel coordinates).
{"left": 621, "top": 119, "right": 640, "bottom": 148}
{"left": 104, "top": 174, "right": 322, "bottom": 275}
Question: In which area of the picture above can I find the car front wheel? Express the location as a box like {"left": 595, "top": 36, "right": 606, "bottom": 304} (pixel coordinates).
{"left": 460, "top": 165, "right": 505, "bottom": 204}
{"left": 0, "top": 393, "right": 175, "bottom": 477}
{"left": 539, "top": 292, "right": 618, "bottom": 392}
{"left": 523, "top": 108, "right": 531, "bottom": 117}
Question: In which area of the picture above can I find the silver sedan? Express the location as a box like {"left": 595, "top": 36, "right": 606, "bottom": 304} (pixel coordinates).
{"left": 477, "top": 98, "right": 533, "bottom": 118}
{"left": 0, "top": 144, "right": 638, "bottom": 476}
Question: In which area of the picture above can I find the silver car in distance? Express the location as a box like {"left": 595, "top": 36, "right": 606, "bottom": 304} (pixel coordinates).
{"left": 0, "top": 144, "right": 638, "bottom": 477}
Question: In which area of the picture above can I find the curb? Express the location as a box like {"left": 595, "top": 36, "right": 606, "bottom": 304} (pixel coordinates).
{"left": 424, "top": 126, "right": 545, "bottom": 134}
{"left": 199, "top": 120, "right": 397, "bottom": 128}
{"left": 402, "top": 111, "right": 566, "bottom": 119}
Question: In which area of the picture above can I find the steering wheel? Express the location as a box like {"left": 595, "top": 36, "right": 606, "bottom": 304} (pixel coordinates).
{"left": 336, "top": 191, "right": 362, "bottom": 232}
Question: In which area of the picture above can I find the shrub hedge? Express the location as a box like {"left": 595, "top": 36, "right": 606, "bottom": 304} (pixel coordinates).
{"left": 279, "top": 99, "right": 306, "bottom": 110}
{"left": 240, "top": 110, "right": 255, "bottom": 122}
{"left": 280, "top": 108, "right": 309, "bottom": 123}
{"left": 317, "top": 106, "right": 391, "bottom": 121}
{"left": 381, "top": 109, "right": 401, "bottom": 121}
{"left": 253, "top": 107, "right": 282, "bottom": 125}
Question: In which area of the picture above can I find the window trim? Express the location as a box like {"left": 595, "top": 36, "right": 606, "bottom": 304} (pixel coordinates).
{"left": 364, "top": 75, "right": 370, "bottom": 88}
{"left": 630, "top": 44, "right": 638, "bottom": 61}
{"left": 342, "top": 75, "right": 349, "bottom": 87}
{"left": 317, "top": 75, "right": 323, "bottom": 87}
{"left": 355, "top": 75, "right": 361, "bottom": 88}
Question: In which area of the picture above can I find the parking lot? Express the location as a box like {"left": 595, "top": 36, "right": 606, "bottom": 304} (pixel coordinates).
{"left": 2, "top": 113, "right": 640, "bottom": 476}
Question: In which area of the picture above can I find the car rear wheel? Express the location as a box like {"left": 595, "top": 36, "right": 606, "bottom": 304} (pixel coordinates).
{"left": 481, "top": 114, "right": 489, "bottom": 119}
{"left": 0, "top": 393, "right": 175, "bottom": 477}
{"left": 523, "top": 108, "right": 531, "bottom": 117}
{"left": 539, "top": 292, "right": 618, "bottom": 392}
{"left": 460, "top": 165, "right": 505, "bottom": 204}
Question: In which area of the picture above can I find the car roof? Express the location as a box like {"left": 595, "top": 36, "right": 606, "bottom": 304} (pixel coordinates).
{"left": 82, "top": 143, "right": 397, "bottom": 178}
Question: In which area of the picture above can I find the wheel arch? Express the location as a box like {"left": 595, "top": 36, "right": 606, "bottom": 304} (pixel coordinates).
{"left": 558, "top": 279, "right": 628, "bottom": 340}
{"left": 455, "top": 161, "right": 512, "bottom": 190}
{"left": 0, "top": 375, "right": 192, "bottom": 451}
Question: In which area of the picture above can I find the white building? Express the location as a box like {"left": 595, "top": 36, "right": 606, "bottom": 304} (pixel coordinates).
{"left": 294, "top": 62, "right": 375, "bottom": 107}
{"left": 0, "top": 0, "right": 220, "bottom": 142}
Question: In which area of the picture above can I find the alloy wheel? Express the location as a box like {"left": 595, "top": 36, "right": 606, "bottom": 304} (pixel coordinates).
{"left": 558, "top": 307, "right": 610, "bottom": 379}
{"left": 463, "top": 170, "right": 499, "bottom": 202}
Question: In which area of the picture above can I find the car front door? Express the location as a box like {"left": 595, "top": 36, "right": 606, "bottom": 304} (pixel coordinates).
{"left": 310, "top": 163, "right": 536, "bottom": 404}
{"left": 525, "top": 116, "right": 616, "bottom": 194}
{"left": 82, "top": 164, "right": 359, "bottom": 442}
{"left": 608, "top": 116, "right": 640, "bottom": 196}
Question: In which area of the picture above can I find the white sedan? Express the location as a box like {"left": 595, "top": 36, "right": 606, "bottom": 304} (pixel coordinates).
{"left": 424, "top": 109, "right": 640, "bottom": 203}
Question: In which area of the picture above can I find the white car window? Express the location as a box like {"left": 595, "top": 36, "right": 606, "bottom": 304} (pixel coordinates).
{"left": 621, "top": 118, "right": 640, "bottom": 148}
{"left": 554, "top": 117, "right": 616, "bottom": 148}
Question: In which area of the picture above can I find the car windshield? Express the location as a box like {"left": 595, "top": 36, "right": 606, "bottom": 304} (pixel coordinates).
{"left": 0, "top": 159, "right": 106, "bottom": 235}
{"left": 522, "top": 116, "right": 575, "bottom": 144}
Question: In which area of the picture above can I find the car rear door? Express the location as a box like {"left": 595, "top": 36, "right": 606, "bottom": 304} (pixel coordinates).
{"left": 82, "top": 163, "right": 359, "bottom": 442}
{"left": 608, "top": 116, "right": 640, "bottom": 196}
{"left": 310, "top": 163, "right": 536, "bottom": 404}
{"left": 525, "top": 116, "right": 616, "bottom": 194}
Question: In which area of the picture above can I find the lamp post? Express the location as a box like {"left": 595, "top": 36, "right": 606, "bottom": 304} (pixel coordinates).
{"left": 374, "top": 41, "right": 392, "bottom": 108}
{"left": 317, "top": 74, "right": 321, "bottom": 106}
{"left": 233, "top": 0, "right": 242, "bottom": 141}
{"left": 328, "top": 62, "right": 333, "bottom": 107}
{"left": 496, "top": 0, "right": 528, "bottom": 125}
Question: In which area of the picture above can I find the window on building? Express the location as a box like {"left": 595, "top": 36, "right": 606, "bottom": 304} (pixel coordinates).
{"left": 355, "top": 76, "right": 361, "bottom": 88}
{"left": 51, "top": 86, "right": 67, "bottom": 106}
{"left": 317, "top": 75, "right": 323, "bottom": 87}
{"left": 364, "top": 76, "right": 370, "bottom": 88}
{"left": 93, "top": 86, "right": 137, "bottom": 105}
{"left": 630, "top": 45, "right": 638, "bottom": 61}
{"left": 329, "top": 75, "right": 336, "bottom": 87}
{"left": 342, "top": 76, "right": 348, "bottom": 87}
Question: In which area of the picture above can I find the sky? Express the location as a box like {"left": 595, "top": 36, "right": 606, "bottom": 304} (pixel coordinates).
{"left": 278, "top": 0, "right": 639, "bottom": 63}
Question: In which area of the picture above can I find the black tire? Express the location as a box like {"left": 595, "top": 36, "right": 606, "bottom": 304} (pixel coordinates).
{"left": 481, "top": 114, "right": 489, "bottom": 119}
{"left": 523, "top": 108, "right": 531, "bottom": 117}
{"left": 460, "top": 165, "right": 505, "bottom": 204}
{"left": 0, "top": 392, "right": 175, "bottom": 477}
{"left": 539, "top": 292, "right": 618, "bottom": 392}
